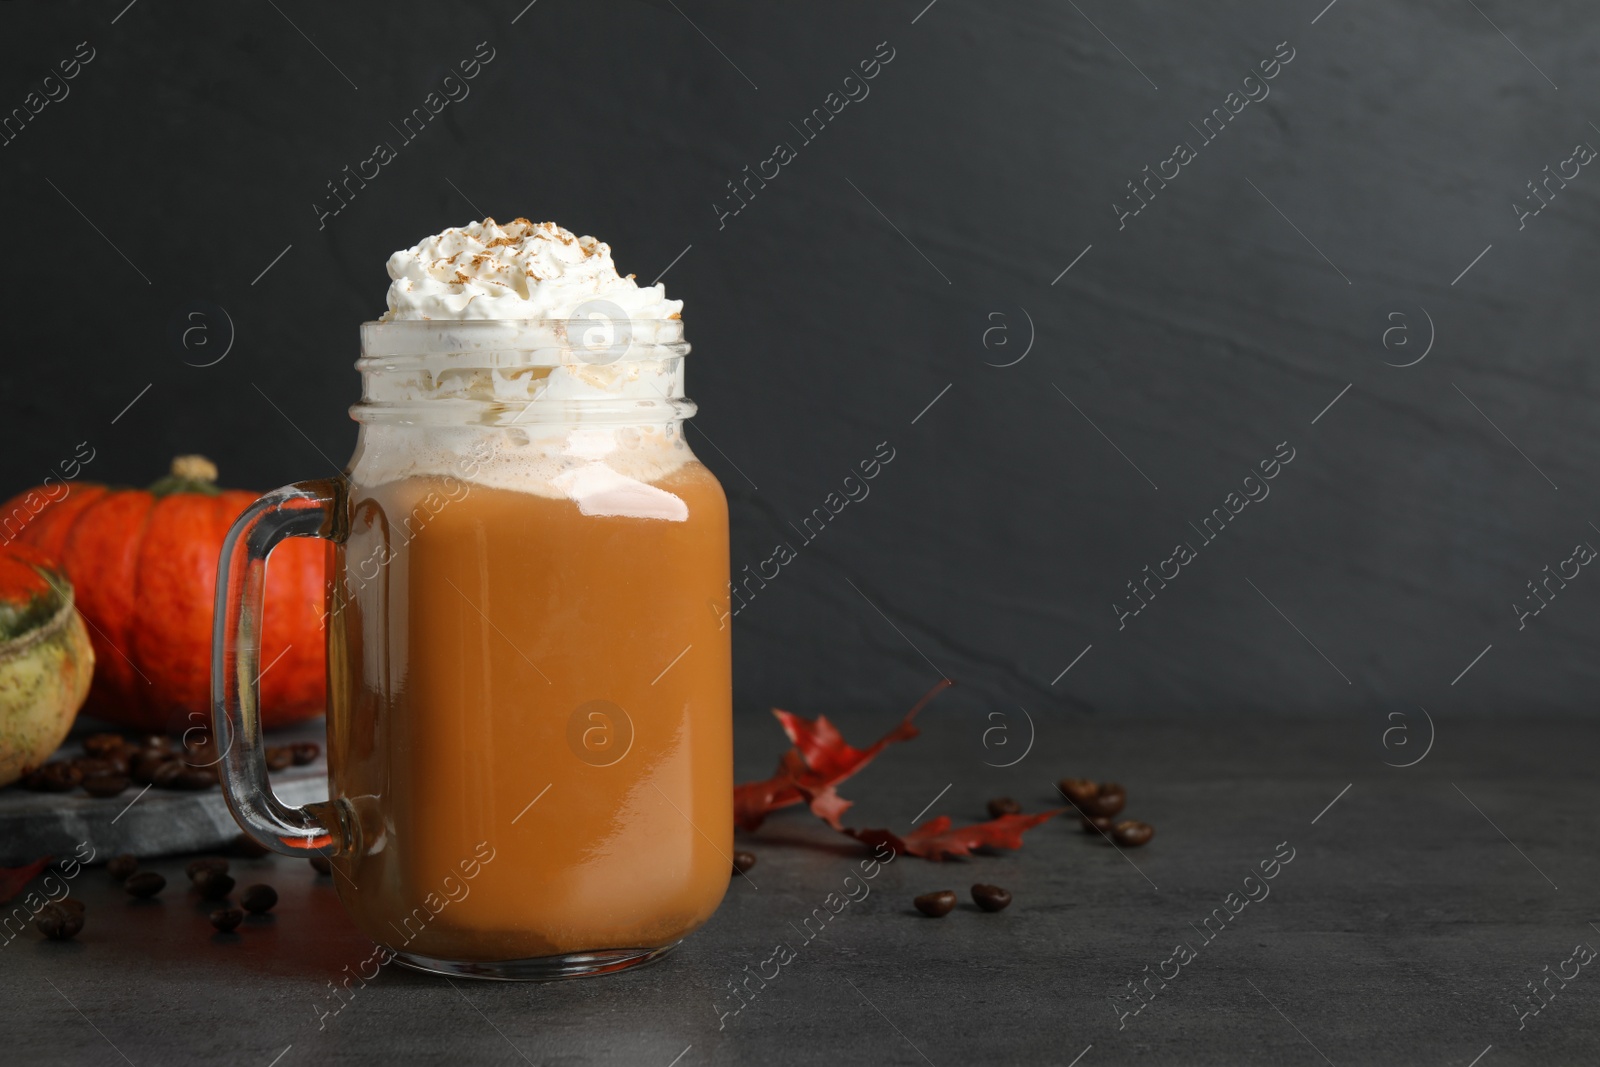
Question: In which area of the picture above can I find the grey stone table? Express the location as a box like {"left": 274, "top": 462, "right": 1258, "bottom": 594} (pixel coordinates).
{"left": 4, "top": 710, "right": 1595, "bottom": 1066}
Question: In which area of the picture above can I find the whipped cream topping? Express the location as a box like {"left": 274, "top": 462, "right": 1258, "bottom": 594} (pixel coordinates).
{"left": 381, "top": 217, "right": 681, "bottom": 322}
{"left": 357, "top": 219, "right": 695, "bottom": 517}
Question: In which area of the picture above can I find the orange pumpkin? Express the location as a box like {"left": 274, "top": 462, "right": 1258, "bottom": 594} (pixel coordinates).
{"left": 0, "top": 456, "right": 325, "bottom": 733}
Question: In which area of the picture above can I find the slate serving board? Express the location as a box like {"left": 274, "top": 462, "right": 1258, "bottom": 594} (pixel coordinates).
{"left": 0, "top": 718, "right": 330, "bottom": 866}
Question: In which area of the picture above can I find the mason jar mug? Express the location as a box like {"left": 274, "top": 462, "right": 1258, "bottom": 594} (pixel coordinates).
{"left": 212, "top": 316, "right": 733, "bottom": 979}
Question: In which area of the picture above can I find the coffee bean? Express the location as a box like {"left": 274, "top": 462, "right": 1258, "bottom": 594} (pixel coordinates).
{"left": 106, "top": 854, "right": 137, "bottom": 881}
{"left": 105, "top": 752, "right": 131, "bottom": 776}
{"left": 231, "top": 833, "right": 272, "bottom": 858}
{"left": 35, "top": 902, "right": 84, "bottom": 940}
{"left": 186, "top": 858, "right": 230, "bottom": 882}
{"left": 56, "top": 898, "right": 86, "bottom": 917}
{"left": 986, "top": 797, "right": 1022, "bottom": 819}
{"left": 82, "top": 733, "right": 128, "bottom": 757}
{"left": 124, "top": 871, "right": 166, "bottom": 899}
{"left": 193, "top": 870, "right": 236, "bottom": 901}
{"left": 1088, "top": 782, "right": 1127, "bottom": 818}
{"left": 82, "top": 775, "right": 132, "bottom": 798}
{"left": 971, "top": 884, "right": 1012, "bottom": 912}
{"left": 49, "top": 761, "right": 85, "bottom": 789}
{"left": 209, "top": 907, "right": 244, "bottom": 932}
{"left": 167, "top": 768, "right": 216, "bottom": 791}
{"left": 1080, "top": 814, "right": 1114, "bottom": 834}
{"left": 72, "top": 757, "right": 116, "bottom": 779}
{"left": 290, "top": 742, "right": 320, "bottom": 766}
{"left": 152, "top": 760, "right": 188, "bottom": 787}
{"left": 1112, "top": 820, "right": 1155, "bottom": 847}
{"left": 25, "top": 762, "right": 82, "bottom": 792}
{"left": 732, "top": 851, "right": 757, "bottom": 875}
{"left": 308, "top": 855, "right": 332, "bottom": 875}
{"left": 140, "top": 734, "right": 178, "bottom": 753}
{"left": 181, "top": 746, "right": 219, "bottom": 770}
{"left": 129, "top": 750, "right": 174, "bottom": 785}
{"left": 241, "top": 884, "right": 278, "bottom": 914}
{"left": 914, "top": 890, "right": 958, "bottom": 918}
{"left": 182, "top": 730, "right": 214, "bottom": 754}
{"left": 264, "top": 747, "right": 293, "bottom": 772}
{"left": 1057, "top": 778, "right": 1099, "bottom": 809}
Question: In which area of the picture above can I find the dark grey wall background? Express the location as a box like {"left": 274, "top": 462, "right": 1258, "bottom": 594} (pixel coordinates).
{"left": 2, "top": 0, "right": 1597, "bottom": 724}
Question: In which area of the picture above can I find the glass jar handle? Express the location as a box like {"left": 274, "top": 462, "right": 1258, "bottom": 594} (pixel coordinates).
{"left": 211, "top": 478, "right": 345, "bottom": 856}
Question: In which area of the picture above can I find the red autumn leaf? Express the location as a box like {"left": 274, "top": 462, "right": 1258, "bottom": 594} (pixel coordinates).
{"left": 800, "top": 781, "right": 1062, "bottom": 861}
{"left": 842, "top": 810, "right": 1064, "bottom": 862}
{"left": 0, "top": 857, "right": 52, "bottom": 906}
{"left": 739, "top": 682, "right": 1060, "bottom": 861}
{"left": 802, "top": 782, "right": 855, "bottom": 829}
{"left": 734, "top": 679, "right": 952, "bottom": 832}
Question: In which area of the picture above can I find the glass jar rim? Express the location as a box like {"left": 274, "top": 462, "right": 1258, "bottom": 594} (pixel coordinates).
{"left": 359, "top": 317, "right": 685, "bottom": 326}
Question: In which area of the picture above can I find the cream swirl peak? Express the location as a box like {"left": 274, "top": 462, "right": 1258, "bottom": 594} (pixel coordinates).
{"left": 381, "top": 218, "right": 682, "bottom": 322}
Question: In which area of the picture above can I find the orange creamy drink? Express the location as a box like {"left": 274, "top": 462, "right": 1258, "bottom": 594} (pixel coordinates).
{"left": 214, "top": 220, "right": 733, "bottom": 979}
{"left": 328, "top": 465, "right": 732, "bottom": 961}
